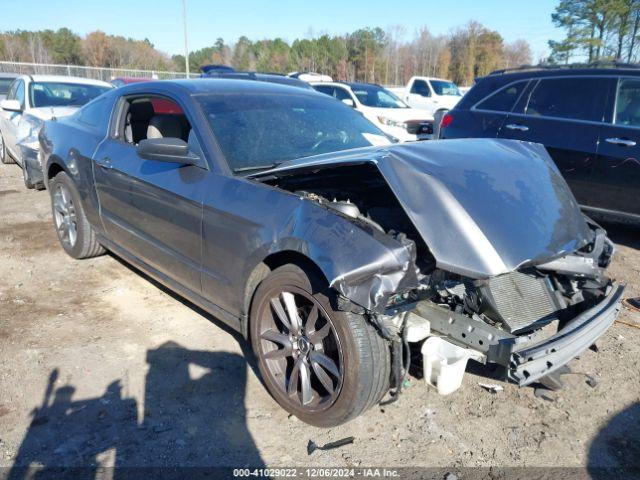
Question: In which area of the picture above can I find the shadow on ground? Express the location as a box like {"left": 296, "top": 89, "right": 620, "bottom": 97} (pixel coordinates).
{"left": 6, "top": 342, "right": 264, "bottom": 478}
{"left": 587, "top": 402, "right": 640, "bottom": 480}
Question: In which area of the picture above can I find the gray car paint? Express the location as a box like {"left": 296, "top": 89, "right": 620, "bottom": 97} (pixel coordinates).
{"left": 253, "top": 138, "right": 593, "bottom": 279}
{"left": 40, "top": 81, "right": 593, "bottom": 332}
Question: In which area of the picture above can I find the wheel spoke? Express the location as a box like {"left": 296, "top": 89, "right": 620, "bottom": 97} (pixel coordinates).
{"left": 260, "top": 329, "right": 291, "bottom": 347}
{"left": 309, "top": 351, "right": 340, "bottom": 378}
{"left": 264, "top": 347, "right": 291, "bottom": 360}
{"left": 287, "top": 356, "right": 302, "bottom": 398}
{"left": 270, "top": 297, "right": 292, "bottom": 332}
{"left": 308, "top": 322, "right": 331, "bottom": 345}
{"left": 306, "top": 305, "right": 319, "bottom": 330}
{"left": 299, "top": 360, "right": 313, "bottom": 405}
{"left": 282, "top": 292, "right": 302, "bottom": 336}
{"left": 311, "top": 359, "right": 335, "bottom": 394}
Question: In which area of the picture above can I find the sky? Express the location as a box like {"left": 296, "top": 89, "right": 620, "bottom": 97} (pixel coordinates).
{"left": 0, "top": 0, "right": 562, "bottom": 61}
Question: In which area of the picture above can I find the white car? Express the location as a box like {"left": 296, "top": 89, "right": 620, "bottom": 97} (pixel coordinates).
{"left": 311, "top": 81, "right": 434, "bottom": 142}
{"left": 0, "top": 74, "right": 112, "bottom": 189}
{"left": 388, "top": 76, "right": 463, "bottom": 118}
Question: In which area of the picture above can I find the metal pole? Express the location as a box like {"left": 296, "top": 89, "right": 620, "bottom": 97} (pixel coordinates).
{"left": 182, "top": 0, "right": 189, "bottom": 78}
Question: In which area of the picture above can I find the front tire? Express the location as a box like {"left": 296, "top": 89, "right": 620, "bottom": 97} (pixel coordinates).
{"left": 0, "top": 132, "right": 15, "bottom": 164}
{"left": 49, "top": 172, "right": 105, "bottom": 259}
{"left": 250, "top": 264, "right": 390, "bottom": 427}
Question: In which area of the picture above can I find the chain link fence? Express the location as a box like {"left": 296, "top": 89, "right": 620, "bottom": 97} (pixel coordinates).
{"left": 0, "top": 61, "right": 196, "bottom": 82}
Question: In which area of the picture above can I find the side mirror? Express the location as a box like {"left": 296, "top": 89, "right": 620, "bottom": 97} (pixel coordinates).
{"left": 137, "top": 138, "right": 197, "bottom": 164}
{"left": 341, "top": 98, "right": 355, "bottom": 108}
{"left": 1, "top": 99, "right": 22, "bottom": 112}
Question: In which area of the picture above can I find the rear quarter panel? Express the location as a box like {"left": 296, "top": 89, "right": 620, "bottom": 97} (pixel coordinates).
{"left": 40, "top": 117, "right": 107, "bottom": 233}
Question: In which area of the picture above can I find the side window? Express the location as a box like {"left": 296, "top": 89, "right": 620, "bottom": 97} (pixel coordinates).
{"left": 5, "top": 80, "right": 17, "bottom": 100}
{"left": 333, "top": 87, "right": 352, "bottom": 102}
{"left": 14, "top": 80, "right": 25, "bottom": 108}
{"left": 119, "top": 95, "right": 194, "bottom": 152}
{"left": 476, "top": 81, "right": 528, "bottom": 112}
{"left": 614, "top": 78, "right": 640, "bottom": 127}
{"left": 410, "top": 80, "right": 431, "bottom": 97}
{"left": 518, "top": 77, "right": 607, "bottom": 122}
{"left": 77, "top": 97, "right": 107, "bottom": 128}
{"left": 313, "top": 85, "right": 334, "bottom": 96}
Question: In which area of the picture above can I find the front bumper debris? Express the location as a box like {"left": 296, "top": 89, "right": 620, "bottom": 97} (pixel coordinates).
{"left": 508, "top": 282, "right": 625, "bottom": 386}
{"left": 409, "top": 282, "right": 624, "bottom": 388}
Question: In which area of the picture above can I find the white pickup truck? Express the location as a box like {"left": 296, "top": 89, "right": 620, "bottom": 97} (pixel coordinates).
{"left": 388, "top": 76, "right": 463, "bottom": 118}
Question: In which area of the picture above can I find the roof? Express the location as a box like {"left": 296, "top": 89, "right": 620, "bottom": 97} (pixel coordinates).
{"left": 0, "top": 73, "right": 19, "bottom": 79}
{"left": 138, "top": 77, "right": 322, "bottom": 95}
{"left": 18, "top": 74, "right": 112, "bottom": 87}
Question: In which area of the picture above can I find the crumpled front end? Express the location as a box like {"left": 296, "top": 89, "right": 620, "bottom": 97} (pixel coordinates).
{"left": 255, "top": 138, "right": 622, "bottom": 391}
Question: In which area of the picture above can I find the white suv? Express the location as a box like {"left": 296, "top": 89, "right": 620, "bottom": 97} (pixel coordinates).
{"left": 0, "top": 75, "right": 112, "bottom": 188}
{"left": 311, "top": 81, "right": 434, "bottom": 142}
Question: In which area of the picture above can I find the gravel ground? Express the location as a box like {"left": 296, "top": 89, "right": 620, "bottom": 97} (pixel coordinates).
{"left": 0, "top": 162, "right": 639, "bottom": 475}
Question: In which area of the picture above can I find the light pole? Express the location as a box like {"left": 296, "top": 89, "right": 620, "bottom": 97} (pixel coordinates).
{"left": 182, "top": 0, "right": 189, "bottom": 78}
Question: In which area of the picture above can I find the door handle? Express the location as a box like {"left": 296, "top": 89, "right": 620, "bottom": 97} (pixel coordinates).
{"left": 605, "top": 137, "right": 636, "bottom": 147}
{"left": 505, "top": 123, "right": 529, "bottom": 132}
{"left": 96, "top": 157, "right": 114, "bottom": 169}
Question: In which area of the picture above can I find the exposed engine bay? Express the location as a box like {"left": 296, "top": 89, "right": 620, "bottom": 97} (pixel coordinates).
{"left": 260, "top": 158, "right": 623, "bottom": 390}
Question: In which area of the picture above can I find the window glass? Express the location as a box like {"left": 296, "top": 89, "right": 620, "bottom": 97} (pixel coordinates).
{"left": 5, "top": 80, "right": 17, "bottom": 100}
{"left": 312, "top": 85, "right": 334, "bottom": 95}
{"left": 519, "top": 77, "right": 607, "bottom": 122}
{"left": 430, "top": 80, "right": 461, "bottom": 96}
{"left": 614, "top": 78, "right": 640, "bottom": 127}
{"left": 410, "top": 79, "right": 430, "bottom": 97}
{"left": 198, "top": 93, "right": 391, "bottom": 173}
{"left": 351, "top": 84, "right": 407, "bottom": 108}
{"left": 476, "top": 81, "right": 527, "bottom": 112}
{"left": 332, "top": 87, "right": 353, "bottom": 102}
{"left": 29, "top": 82, "right": 111, "bottom": 108}
{"left": 0, "top": 78, "right": 14, "bottom": 96}
{"left": 15, "top": 80, "right": 25, "bottom": 108}
{"left": 76, "top": 97, "right": 107, "bottom": 127}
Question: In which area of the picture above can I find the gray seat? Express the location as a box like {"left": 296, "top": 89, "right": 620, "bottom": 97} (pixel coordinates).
{"left": 125, "top": 101, "right": 154, "bottom": 144}
{"left": 147, "top": 115, "right": 182, "bottom": 139}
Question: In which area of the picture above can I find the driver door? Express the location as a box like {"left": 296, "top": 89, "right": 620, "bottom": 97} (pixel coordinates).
{"left": 93, "top": 94, "right": 207, "bottom": 294}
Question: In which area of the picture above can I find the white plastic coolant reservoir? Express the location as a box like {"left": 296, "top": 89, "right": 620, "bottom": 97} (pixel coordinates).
{"left": 421, "top": 336, "right": 472, "bottom": 395}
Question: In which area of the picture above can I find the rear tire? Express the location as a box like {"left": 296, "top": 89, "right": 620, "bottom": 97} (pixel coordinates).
{"left": 0, "top": 132, "right": 15, "bottom": 164}
{"left": 49, "top": 171, "right": 105, "bottom": 259}
{"left": 250, "top": 264, "right": 390, "bottom": 427}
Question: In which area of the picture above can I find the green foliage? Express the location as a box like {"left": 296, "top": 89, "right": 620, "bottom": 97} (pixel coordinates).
{"left": 550, "top": 0, "right": 640, "bottom": 62}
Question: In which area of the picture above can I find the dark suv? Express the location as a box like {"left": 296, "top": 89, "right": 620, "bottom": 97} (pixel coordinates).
{"left": 440, "top": 65, "right": 640, "bottom": 224}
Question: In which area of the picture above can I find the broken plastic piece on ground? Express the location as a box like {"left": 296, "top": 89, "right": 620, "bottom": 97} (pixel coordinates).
{"left": 307, "top": 436, "right": 355, "bottom": 455}
{"left": 422, "top": 337, "right": 472, "bottom": 395}
{"left": 585, "top": 375, "right": 599, "bottom": 388}
{"left": 622, "top": 297, "right": 640, "bottom": 313}
{"left": 478, "top": 382, "right": 504, "bottom": 394}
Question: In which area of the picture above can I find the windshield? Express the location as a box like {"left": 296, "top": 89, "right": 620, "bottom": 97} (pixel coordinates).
{"left": 0, "top": 78, "right": 14, "bottom": 95}
{"left": 198, "top": 93, "right": 391, "bottom": 173}
{"left": 29, "top": 82, "right": 111, "bottom": 108}
{"left": 430, "top": 80, "right": 461, "bottom": 96}
{"left": 351, "top": 84, "right": 408, "bottom": 108}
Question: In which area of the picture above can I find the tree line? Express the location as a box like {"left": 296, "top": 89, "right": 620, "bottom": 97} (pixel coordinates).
{"left": 173, "top": 23, "right": 532, "bottom": 86}
{"left": 0, "top": 28, "right": 175, "bottom": 71}
{"left": 550, "top": 0, "right": 640, "bottom": 63}
{"left": 0, "top": 23, "right": 532, "bottom": 86}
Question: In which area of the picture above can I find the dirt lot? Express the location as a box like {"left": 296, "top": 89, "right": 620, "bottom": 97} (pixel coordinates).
{"left": 0, "top": 161, "right": 639, "bottom": 474}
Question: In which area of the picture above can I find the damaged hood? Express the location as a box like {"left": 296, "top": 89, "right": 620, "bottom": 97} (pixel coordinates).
{"left": 255, "top": 139, "right": 592, "bottom": 279}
